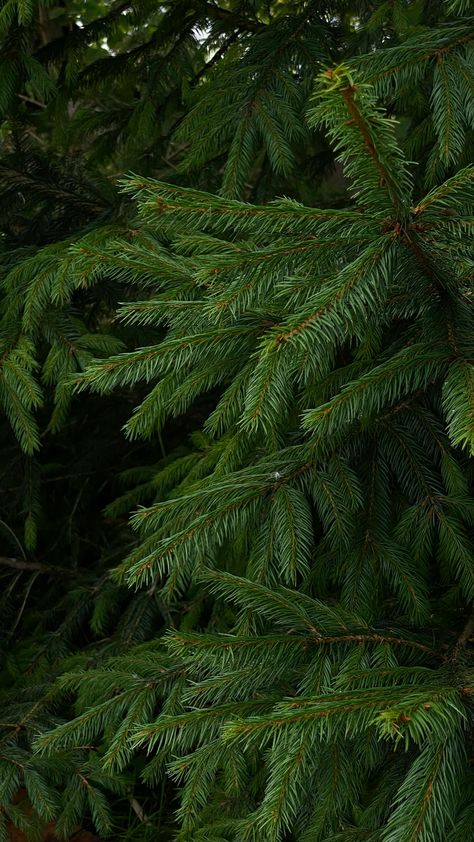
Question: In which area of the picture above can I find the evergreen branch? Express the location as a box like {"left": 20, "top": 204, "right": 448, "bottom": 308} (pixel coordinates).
{"left": 123, "top": 176, "right": 367, "bottom": 237}
{"left": 197, "top": 1, "right": 264, "bottom": 32}
{"left": 309, "top": 66, "right": 412, "bottom": 215}
{"left": 442, "top": 360, "right": 474, "bottom": 454}
{"left": 223, "top": 686, "right": 466, "bottom": 742}
{"left": 167, "top": 630, "right": 441, "bottom": 659}
{"left": 131, "top": 700, "right": 272, "bottom": 752}
{"left": 303, "top": 344, "right": 450, "bottom": 437}
{"left": 0, "top": 166, "right": 108, "bottom": 214}
{"left": 382, "top": 730, "right": 466, "bottom": 842}
{"left": 338, "top": 80, "right": 405, "bottom": 214}
{"left": 356, "top": 22, "right": 474, "bottom": 86}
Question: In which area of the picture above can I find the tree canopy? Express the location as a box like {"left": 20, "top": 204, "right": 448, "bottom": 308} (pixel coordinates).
{"left": 0, "top": 1, "right": 473, "bottom": 840}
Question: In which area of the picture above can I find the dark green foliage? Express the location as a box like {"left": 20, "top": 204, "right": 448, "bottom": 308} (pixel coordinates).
{"left": 0, "top": 1, "right": 473, "bottom": 840}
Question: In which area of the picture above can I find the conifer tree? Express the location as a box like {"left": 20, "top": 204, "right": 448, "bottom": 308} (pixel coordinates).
{"left": 1, "top": 1, "right": 474, "bottom": 840}
{"left": 0, "top": 1, "right": 220, "bottom": 836}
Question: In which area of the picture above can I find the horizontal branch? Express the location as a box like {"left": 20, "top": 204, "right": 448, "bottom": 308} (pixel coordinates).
{"left": 0, "top": 556, "right": 72, "bottom": 576}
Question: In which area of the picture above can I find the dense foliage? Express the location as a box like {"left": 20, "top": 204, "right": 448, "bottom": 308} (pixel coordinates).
{"left": 0, "top": 1, "right": 473, "bottom": 840}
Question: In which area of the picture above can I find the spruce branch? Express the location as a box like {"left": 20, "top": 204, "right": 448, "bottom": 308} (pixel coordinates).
{"left": 338, "top": 78, "right": 404, "bottom": 214}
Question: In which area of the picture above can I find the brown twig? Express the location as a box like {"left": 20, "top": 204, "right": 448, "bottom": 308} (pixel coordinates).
{"left": 452, "top": 613, "right": 474, "bottom": 660}
{"left": 17, "top": 93, "right": 46, "bottom": 109}
{"left": 0, "top": 556, "right": 72, "bottom": 576}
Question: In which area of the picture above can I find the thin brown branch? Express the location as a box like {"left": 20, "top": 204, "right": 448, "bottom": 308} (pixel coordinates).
{"left": 198, "top": 2, "right": 264, "bottom": 32}
{"left": 0, "top": 556, "right": 72, "bottom": 576}
{"left": 17, "top": 94, "right": 46, "bottom": 109}
{"left": 339, "top": 82, "right": 401, "bottom": 212}
{"left": 452, "top": 613, "right": 474, "bottom": 660}
{"left": 129, "top": 796, "right": 149, "bottom": 823}
{"left": 193, "top": 32, "right": 240, "bottom": 86}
